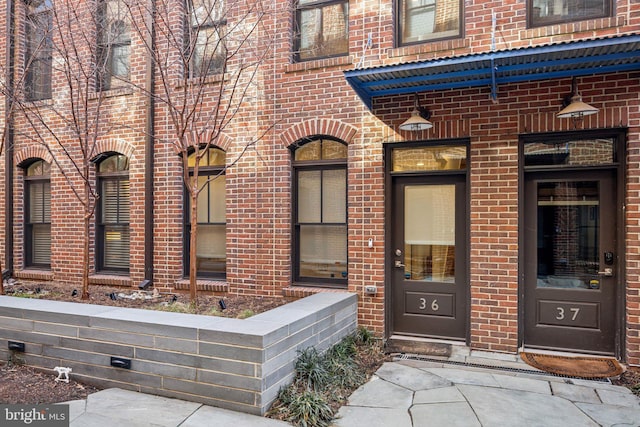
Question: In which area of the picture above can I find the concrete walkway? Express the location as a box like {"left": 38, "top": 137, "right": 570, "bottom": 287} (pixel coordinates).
{"left": 64, "top": 388, "right": 289, "bottom": 426}
{"left": 63, "top": 352, "right": 640, "bottom": 426}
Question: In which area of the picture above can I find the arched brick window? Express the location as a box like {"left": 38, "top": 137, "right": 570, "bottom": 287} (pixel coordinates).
{"left": 184, "top": 147, "right": 226, "bottom": 278}
{"left": 292, "top": 137, "right": 347, "bottom": 286}
{"left": 97, "top": 153, "right": 130, "bottom": 272}
{"left": 24, "top": 159, "right": 51, "bottom": 267}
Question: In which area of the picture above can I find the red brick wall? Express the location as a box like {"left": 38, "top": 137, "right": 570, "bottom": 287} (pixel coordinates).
{"left": 1, "top": 0, "right": 640, "bottom": 363}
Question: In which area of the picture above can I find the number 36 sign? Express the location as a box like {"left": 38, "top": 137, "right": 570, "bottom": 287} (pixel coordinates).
{"left": 406, "top": 292, "right": 454, "bottom": 317}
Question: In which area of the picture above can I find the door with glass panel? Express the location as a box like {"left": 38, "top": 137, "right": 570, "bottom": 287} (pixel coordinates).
{"left": 524, "top": 171, "right": 616, "bottom": 354}
{"left": 391, "top": 171, "right": 467, "bottom": 340}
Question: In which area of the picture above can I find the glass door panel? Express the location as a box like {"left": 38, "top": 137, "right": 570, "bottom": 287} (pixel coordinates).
{"left": 404, "top": 185, "right": 455, "bottom": 282}
{"left": 536, "top": 181, "right": 600, "bottom": 290}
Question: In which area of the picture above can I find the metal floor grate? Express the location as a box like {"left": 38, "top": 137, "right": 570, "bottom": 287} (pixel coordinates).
{"left": 394, "top": 353, "right": 612, "bottom": 383}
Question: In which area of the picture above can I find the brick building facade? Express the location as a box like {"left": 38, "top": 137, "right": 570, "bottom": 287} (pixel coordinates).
{"left": 1, "top": 0, "right": 640, "bottom": 364}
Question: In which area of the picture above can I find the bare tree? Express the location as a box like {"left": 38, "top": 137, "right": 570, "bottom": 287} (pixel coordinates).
{"left": 1, "top": 0, "right": 134, "bottom": 299}
{"left": 1, "top": 0, "right": 274, "bottom": 305}
{"left": 125, "top": 0, "right": 275, "bottom": 306}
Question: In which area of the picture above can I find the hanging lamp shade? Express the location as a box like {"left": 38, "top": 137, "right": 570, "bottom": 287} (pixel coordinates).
{"left": 557, "top": 77, "right": 599, "bottom": 119}
{"left": 400, "top": 94, "right": 433, "bottom": 131}
{"left": 556, "top": 94, "right": 599, "bottom": 119}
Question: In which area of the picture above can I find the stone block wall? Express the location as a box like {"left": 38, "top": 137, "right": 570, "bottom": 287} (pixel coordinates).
{"left": 0, "top": 292, "right": 357, "bottom": 415}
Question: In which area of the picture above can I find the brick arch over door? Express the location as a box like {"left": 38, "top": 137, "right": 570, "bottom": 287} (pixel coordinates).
{"left": 172, "top": 131, "right": 233, "bottom": 155}
{"left": 15, "top": 147, "right": 54, "bottom": 166}
{"left": 93, "top": 139, "right": 136, "bottom": 161}
{"left": 281, "top": 119, "right": 358, "bottom": 148}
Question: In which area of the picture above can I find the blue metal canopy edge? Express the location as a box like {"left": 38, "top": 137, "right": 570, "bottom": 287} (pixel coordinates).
{"left": 344, "top": 34, "right": 640, "bottom": 109}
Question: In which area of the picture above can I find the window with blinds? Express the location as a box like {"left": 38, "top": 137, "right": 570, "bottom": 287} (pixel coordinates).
{"left": 97, "top": 154, "right": 130, "bottom": 272}
{"left": 185, "top": 147, "right": 226, "bottom": 278}
{"left": 293, "top": 138, "right": 347, "bottom": 286}
{"left": 25, "top": 160, "right": 51, "bottom": 267}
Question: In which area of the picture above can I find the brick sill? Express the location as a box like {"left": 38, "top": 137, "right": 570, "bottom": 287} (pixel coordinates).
{"left": 15, "top": 269, "right": 54, "bottom": 281}
{"left": 285, "top": 55, "right": 354, "bottom": 73}
{"left": 283, "top": 285, "right": 349, "bottom": 298}
{"left": 89, "top": 274, "right": 132, "bottom": 287}
{"left": 174, "top": 279, "right": 229, "bottom": 293}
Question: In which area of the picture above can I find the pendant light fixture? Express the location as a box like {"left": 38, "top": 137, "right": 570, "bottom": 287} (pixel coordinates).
{"left": 399, "top": 93, "right": 433, "bottom": 131}
{"left": 557, "top": 77, "right": 599, "bottom": 121}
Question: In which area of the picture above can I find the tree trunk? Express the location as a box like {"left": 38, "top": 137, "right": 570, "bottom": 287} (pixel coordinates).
{"left": 189, "top": 190, "right": 199, "bottom": 307}
{"left": 81, "top": 178, "right": 91, "bottom": 299}
{"left": 81, "top": 211, "right": 91, "bottom": 299}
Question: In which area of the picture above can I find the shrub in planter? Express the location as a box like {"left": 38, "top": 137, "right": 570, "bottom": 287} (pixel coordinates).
{"left": 269, "top": 327, "right": 385, "bottom": 426}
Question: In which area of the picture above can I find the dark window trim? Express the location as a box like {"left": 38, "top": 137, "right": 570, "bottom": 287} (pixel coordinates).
{"left": 526, "top": 0, "right": 612, "bottom": 28}
{"left": 185, "top": 0, "right": 228, "bottom": 79}
{"left": 521, "top": 128, "right": 623, "bottom": 172}
{"left": 23, "top": 161, "right": 51, "bottom": 268}
{"left": 395, "top": 0, "right": 464, "bottom": 48}
{"left": 183, "top": 148, "right": 227, "bottom": 279}
{"left": 96, "top": 0, "right": 131, "bottom": 91}
{"left": 293, "top": 0, "right": 349, "bottom": 63}
{"left": 25, "top": 1, "right": 53, "bottom": 101}
{"left": 96, "top": 154, "right": 130, "bottom": 274}
{"left": 291, "top": 137, "right": 348, "bottom": 287}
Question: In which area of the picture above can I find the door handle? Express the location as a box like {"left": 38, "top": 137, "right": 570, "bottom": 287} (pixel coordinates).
{"left": 597, "top": 268, "right": 613, "bottom": 277}
{"left": 395, "top": 260, "right": 406, "bottom": 268}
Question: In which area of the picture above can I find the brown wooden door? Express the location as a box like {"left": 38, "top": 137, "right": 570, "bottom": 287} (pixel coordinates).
{"left": 524, "top": 171, "right": 617, "bottom": 354}
{"left": 391, "top": 175, "right": 467, "bottom": 340}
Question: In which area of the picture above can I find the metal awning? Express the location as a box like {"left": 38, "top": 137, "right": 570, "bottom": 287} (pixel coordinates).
{"left": 344, "top": 34, "right": 640, "bottom": 109}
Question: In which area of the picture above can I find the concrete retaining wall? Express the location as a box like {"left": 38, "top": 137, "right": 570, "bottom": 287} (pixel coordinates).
{"left": 0, "top": 292, "right": 357, "bottom": 415}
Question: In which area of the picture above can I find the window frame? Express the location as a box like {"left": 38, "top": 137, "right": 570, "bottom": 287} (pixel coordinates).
{"left": 97, "top": 0, "right": 131, "bottom": 91}
{"left": 292, "top": 137, "right": 348, "bottom": 287}
{"left": 183, "top": 147, "right": 227, "bottom": 279}
{"left": 186, "top": 0, "right": 228, "bottom": 79}
{"left": 25, "top": 0, "right": 53, "bottom": 101}
{"left": 293, "top": 0, "right": 350, "bottom": 62}
{"left": 24, "top": 160, "right": 51, "bottom": 268}
{"left": 527, "top": 0, "right": 612, "bottom": 28}
{"left": 396, "top": 0, "right": 463, "bottom": 47}
{"left": 96, "top": 154, "right": 130, "bottom": 273}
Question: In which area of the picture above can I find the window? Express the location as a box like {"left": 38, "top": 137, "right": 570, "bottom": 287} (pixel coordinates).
{"left": 397, "top": 0, "right": 461, "bottom": 46}
{"left": 528, "top": 0, "right": 611, "bottom": 27}
{"left": 294, "top": 0, "right": 349, "bottom": 61}
{"left": 184, "top": 147, "right": 226, "bottom": 277}
{"left": 97, "top": 0, "right": 130, "bottom": 90}
{"left": 97, "top": 154, "right": 130, "bottom": 272}
{"left": 187, "top": 0, "right": 227, "bottom": 78}
{"left": 24, "top": 160, "right": 51, "bottom": 267}
{"left": 293, "top": 138, "right": 347, "bottom": 285}
{"left": 25, "top": 0, "right": 53, "bottom": 101}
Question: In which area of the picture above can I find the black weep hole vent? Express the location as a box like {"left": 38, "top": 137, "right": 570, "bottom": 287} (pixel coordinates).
{"left": 8, "top": 341, "right": 25, "bottom": 352}
{"left": 110, "top": 357, "right": 131, "bottom": 369}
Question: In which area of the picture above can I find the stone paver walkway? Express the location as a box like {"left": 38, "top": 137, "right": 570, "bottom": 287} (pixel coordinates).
{"left": 333, "top": 358, "right": 640, "bottom": 427}
{"left": 61, "top": 349, "right": 640, "bottom": 426}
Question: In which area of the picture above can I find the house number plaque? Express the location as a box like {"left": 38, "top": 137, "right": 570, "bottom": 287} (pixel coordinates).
{"left": 538, "top": 300, "right": 599, "bottom": 329}
{"left": 406, "top": 292, "right": 454, "bottom": 317}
